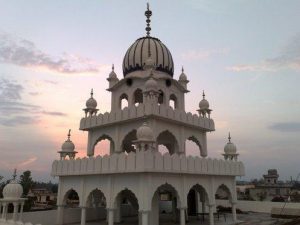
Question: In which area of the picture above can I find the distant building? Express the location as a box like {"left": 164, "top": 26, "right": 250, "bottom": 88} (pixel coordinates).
{"left": 249, "top": 169, "right": 292, "bottom": 201}
{"left": 27, "top": 188, "right": 57, "bottom": 209}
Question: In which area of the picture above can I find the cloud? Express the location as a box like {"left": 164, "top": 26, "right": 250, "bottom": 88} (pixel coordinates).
{"left": 40, "top": 111, "right": 67, "bottom": 117}
{"left": 0, "top": 78, "right": 23, "bottom": 101}
{"left": 0, "top": 32, "right": 108, "bottom": 75}
{"left": 18, "top": 157, "right": 38, "bottom": 168}
{"left": 28, "top": 92, "right": 40, "bottom": 96}
{"left": 269, "top": 122, "right": 300, "bottom": 132}
{"left": 182, "top": 48, "right": 229, "bottom": 61}
{"left": 227, "top": 33, "right": 300, "bottom": 72}
{"left": 0, "top": 79, "right": 67, "bottom": 126}
{"left": 0, "top": 115, "right": 38, "bottom": 126}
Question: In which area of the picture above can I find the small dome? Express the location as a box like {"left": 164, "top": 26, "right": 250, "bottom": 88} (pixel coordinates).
{"left": 137, "top": 122, "right": 154, "bottom": 141}
{"left": 3, "top": 180, "right": 23, "bottom": 199}
{"left": 179, "top": 67, "right": 187, "bottom": 81}
{"left": 145, "top": 75, "right": 158, "bottom": 91}
{"left": 86, "top": 89, "right": 97, "bottom": 109}
{"left": 224, "top": 133, "right": 237, "bottom": 154}
{"left": 123, "top": 36, "right": 174, "bottom": 77}
{"left": 61, "top": 130, "right": 75, "bottom": 152}
{"left": 109, "top": 64, "right": 118, "bottom": 79}
{"left": 199, "top": 91, "right": 209, "bottom": 109}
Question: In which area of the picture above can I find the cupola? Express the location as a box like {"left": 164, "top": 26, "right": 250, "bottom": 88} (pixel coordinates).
{"left": 83, "top": 89, "right": 99, "bottom": 117}
{"left": 197, "top": 91, "right": 212, "bottom": 118}
{"left": 178, "top": 66, "right": 189, "bottom": 89}
{"left": 58, "top": 129, "right": 78, "bottom": 160}
{"left": 223, "top": 133, "right": 239, "bottom": 161}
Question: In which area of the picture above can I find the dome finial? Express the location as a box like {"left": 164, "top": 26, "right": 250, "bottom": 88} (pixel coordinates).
{"left": 68, "top": 129, "right": 71, "bottom": 140}
{"left": 202, "top": 90, "right": 205, "bottom": 99}
{"left": 112, "top": 64, "right": 114, "bottom": 71}
{"left": 12, "top": 168, "right": 17, "bottom": 180}
{"left": 90, "top": 88, "right": 94, "bottom": 98}
{"left": 182, "top": 66, "right": 184, "bottom": 73}
{"left": 145, "top": 2, "right": 152, "bottom": 37}
{"left": 228, "top": 132, "right": 231, "bottom": 143}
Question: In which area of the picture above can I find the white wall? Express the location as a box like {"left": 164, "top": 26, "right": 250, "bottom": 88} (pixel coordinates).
{"left": 216, "top": 200, "right": 300, "bottom": 213}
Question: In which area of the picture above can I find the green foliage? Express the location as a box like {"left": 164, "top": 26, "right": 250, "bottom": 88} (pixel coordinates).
{"left": 19, "top": 170, "right": 34, "bottom": 196}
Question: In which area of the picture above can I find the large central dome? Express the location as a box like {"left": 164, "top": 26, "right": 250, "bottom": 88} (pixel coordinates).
{"left": 122, "top": 36, "right": 174, "bottom": 77}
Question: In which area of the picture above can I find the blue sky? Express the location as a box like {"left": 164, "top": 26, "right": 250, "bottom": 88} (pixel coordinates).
{"left": 0, "top": 0, "right": 299, "bottom": 182}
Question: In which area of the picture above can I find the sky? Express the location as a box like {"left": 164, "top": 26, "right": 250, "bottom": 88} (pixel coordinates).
{"left": 0, "top": 0, "right": 299, "bottom": 182}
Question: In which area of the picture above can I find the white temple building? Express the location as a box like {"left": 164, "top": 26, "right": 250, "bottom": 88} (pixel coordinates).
{"left": 51, "top": 4, "right": 245, "bottom": 225}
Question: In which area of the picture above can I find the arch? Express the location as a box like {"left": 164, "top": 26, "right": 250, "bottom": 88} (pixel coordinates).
{"left": 119, "top": 93, "right": 129, "bottom": 109}
{"left": 169, "top": 93, "right": 178, "bottom": 109}
{"left": 185, "top": 136, "right": 203, "bottom": 157}
{"left": 122, "top": 129, "right": 137, "bottom": 153}
{"left": 187, "top": 184, "right": 210, "bottom": 218}
{"left": 150, "top": 183, "right": 181, "bottom": 225}
{"left": 133, "top": 88, "right": 143, "bottom": 106}
{"left": 63, "top": 189, "right": 80, "bottom": 207}
{"left": 158, "top": 89, "right": 165, "bottom": 105}
{"left": 93, "top": 134, "right": 115, "bottom": 156}
{"left": 215, "top": 184, "right": 232, "bottom": 201}
{"left": 157, "top": 130, "right": 179, "bottom": 155}
{"left": 85, "top": 188, "right": 107, "bottom": 208}
{"left": 113, "top": 188, "right": 139, "bottom": 224}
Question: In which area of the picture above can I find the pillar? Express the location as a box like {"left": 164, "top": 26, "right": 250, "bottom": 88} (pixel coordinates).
{"left": 108, "top": 208, "right": 114, "bottom": 225}
{"left": 141, "top": 211, "right": 149, "bottom": 225}
{"left": 12, "top": 203, "right": 19, "bottom": 221}
{"left": 80, "top": 207, "right": 86, "bottom": 225}
{"left": 2, "top": 203, "right": 7, "bottom": 220}
{"left": 56, "top": 205, "right": 64, "bottom": 225}
{"left": 179, "top": 208, "right": 186, "bottom": 225}
{"left": 114, "top": 197, "right": 121, "bottom": 223}
{"left": 201, "top": 193, "right": 206, "bottom": 213}
{"left": 19, "top": 202, "right": 24, "bottom": 221}
{"left": 232, "top": 202, "right": 237, "bottom": 222}
{"left": 209, "top": 204, "right": 215, "bottom": 225}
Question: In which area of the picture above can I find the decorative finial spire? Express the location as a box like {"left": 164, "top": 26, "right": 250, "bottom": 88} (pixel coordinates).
{"left": 145, "top": 2, "right": 152, "bottom": 37}
{"left": 90, "top": 88, "right": 94, "bottom": 98}
{"left": 68, "top": 129, "right": 71, "bottom": 140}
{"left": 228, "top": 132, "right": 231, "bottom": 143}
{"left": 112, "top": 64, "right": 114, "bottom": 71}
{"left": 12, "top": 168, "right": 17, "bottom": 180}
{"left": 182, "top": 66, "right": 184, "bottom": 73}
{"left": 202, "top": 90, "right": 205, "bottom": 99}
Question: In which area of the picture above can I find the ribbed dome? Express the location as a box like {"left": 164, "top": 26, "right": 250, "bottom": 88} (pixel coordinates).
{"left": 3, "top": 180, "right": 23, "bottom": 199}
{"left": 224, "top": 142, "right": 237, "bottom": 154}
{"left": 123, "top": 36, "right": 174, "bottom": 77}
{"left": 137, "top": 122, "right": 154, "bottom": 141}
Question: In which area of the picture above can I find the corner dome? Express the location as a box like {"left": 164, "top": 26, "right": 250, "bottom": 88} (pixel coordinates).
{"left": 122, "top": 36, "right": 174, "bottom": 77}
{"left": 3, "top": 180, "right": 23, "bottom": 199}
{"left": 137, "top": 122, "right": 154, "bottom": 141}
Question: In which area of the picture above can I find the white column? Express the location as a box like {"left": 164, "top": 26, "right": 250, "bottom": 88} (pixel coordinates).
{"left": 2, "top": 203, "right": 7, "bottom": 220}
{"left": 209, "top": 205, "right": 215, "bottom": 225}
{"left": 108, "top": 208, "right": 114, "bottom": 225}
{"left": 141, "top": 211, "right": 149, "bottom": 225}
{"left": 80, "top": 207, "right": 86, "bottom": 225}
{"left": 19, "top": 203, "right": 24, "bottom": 221}
{"left": 56, "top": 205, "right": 64, "bottom": 225}
{"left": 179, "top": 208, "right": 186, "bottom": 225}
{"left": 12, "top": 203, "right": 18, "bottom": 221}
{"left": 232, "top": 202, "right": 237, "bottom": 222}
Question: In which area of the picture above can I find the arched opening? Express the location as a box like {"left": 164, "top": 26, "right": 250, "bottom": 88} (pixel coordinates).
{"left": 85, "top": 189, "right": 107, "bottom": 223}
{"left": 63, "top": 189, "right": 79, "bottom": 208}
{"left": 133, "top": 89, "right": 143, "bottom": 106}
{"left": 114, "top": 189, "right": 139, "bottom": 224}
{"left": 94, "top": 134, "right": 115, "bottom": 156}
{"left": 158, "top": 145, "right": 169, "bottom": 155}
{"left": 158, "top": 90, "right": 164, "bottom": 105}
{"left": 185, "top": 136, "right": 202, "bottom": 157}
{"left": 151, "top": 183, "right": 180, "bottom": 225}
{"left": 187, "top": 184, "right": 209, "bottom": 222}
{"left": 122, "top": 130, "right": 137, "bottom": 153}
{"left": 120, "top": 93, "right": 129, "bottom": 109}
{"left": 157, "top": 130, "right": 179, "bottom": 155}
{"left": 169, "top": 94, "right": 178, "bottom": 109}
{"left": 215, "top": 184, "right": 232, "bottom": 200}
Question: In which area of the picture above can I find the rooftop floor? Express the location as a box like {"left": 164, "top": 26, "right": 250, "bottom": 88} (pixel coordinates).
{"left": 71, "top": 212, "right": 291, "bottom": 225}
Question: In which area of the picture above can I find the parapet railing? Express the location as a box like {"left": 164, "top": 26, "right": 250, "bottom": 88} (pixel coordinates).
{"left": 80, "top": 103, "right": 215, "bottom": 131}
{"left": 51, "top": 151, "right": 245, "bottom": 177}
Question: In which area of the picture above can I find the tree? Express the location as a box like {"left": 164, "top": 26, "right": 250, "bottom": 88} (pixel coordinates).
{"left": 19, "top": 170, "right": 33, "bottom": 196}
